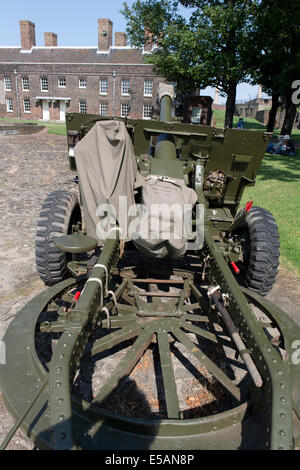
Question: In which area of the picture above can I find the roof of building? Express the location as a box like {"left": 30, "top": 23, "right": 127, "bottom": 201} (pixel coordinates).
{"left": 0, "top": 47, "right": 151, "bottom": 65}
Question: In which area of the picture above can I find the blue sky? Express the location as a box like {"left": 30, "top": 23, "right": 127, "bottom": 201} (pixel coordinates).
{"left": 0, "top": 0, "right": 268, "bottom": 103}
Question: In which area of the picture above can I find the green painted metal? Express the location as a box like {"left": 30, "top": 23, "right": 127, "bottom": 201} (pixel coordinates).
{"left": 1, "top": 266, "right": 298, "bottom": 449}
{"left": 54, "top": 234, "right": 98, "bottom": 253}
{"left": 65, "top": 110, "right": 271, "bottom": 217}
{"left": 0, "top": 84, "right": 299, "bottom": 451}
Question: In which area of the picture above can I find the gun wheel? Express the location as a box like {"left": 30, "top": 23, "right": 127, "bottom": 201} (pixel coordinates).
{"left": 234, "top": 206, "right": 280, "bottom": 295}
{"left": 35, "top": 190, "right": 81, "bottom": 286}
{"left": 1, "top": 253, "right": 294, "bottom": 450}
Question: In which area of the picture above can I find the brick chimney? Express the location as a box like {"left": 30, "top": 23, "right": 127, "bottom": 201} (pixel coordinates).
{"left": 115, "top": 32, "right": 127, "bottom": 47}
{"left": 19, "top": 20, "right": 36, "bottom": 50}
{"left": 98, "top": 19, "right": 113, "bottom": 51}
{"left": 44, "top": 32, "right": 58, "bottom": 47}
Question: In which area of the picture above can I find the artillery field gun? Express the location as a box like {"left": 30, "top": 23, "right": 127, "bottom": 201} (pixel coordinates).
{"left": 0, "top": 84, "right": 299, "bottom": 450}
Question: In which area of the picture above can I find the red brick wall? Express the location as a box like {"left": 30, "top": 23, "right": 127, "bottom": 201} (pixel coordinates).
{"left": 0, "top": 61, "right": 164, "bottom": 121}
{"left": 44, "top": 33, "right": 57, "bottom": 47}
{"left": 212, "top": 103, "right": 226, "bottom": 111}
{"left": 98, "top": 19, "right": 113, "bottom": 51}
{"left": 19, "top": 21, "right": 36, "bottom": 50}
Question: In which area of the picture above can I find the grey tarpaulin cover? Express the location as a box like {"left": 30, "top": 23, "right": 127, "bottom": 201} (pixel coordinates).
{"left": 132, "top": 175, "right": 198, "bottom": 258}
{"left": 75, "top": 120, "right": 137, "bottom": 242}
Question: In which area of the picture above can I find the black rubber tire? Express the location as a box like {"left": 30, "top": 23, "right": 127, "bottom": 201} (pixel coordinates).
{"left": 35, "top": 190, "right": 81, "bottom": 286}
{"left": 235, "top": 206, "right": 280, "bottom": 296}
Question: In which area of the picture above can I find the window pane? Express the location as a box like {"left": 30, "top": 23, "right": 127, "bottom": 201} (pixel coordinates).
{"left": 100, "top": 79, "right": 108, "bottom": 95}
{"left": 58, "top": 78, "right": 66, "bottom": 88}
{"left": 143, "top": 105, "right": 152, "bottom": 119}
{"left": 121, "top": 103, "right": 130, "bottom": 117}
{"left": 41, "top": 77, "right": 48, "bottom": 91}
{"left": 191, "top": 107, "right": 201, "bottom": 124}
{"left": 144, "top": 80, "right": 153, "bottom": 96}
{"left": 79, "top": 78, "right": 87, "bottom": 88}
{"left": 121, "top": 80, "right": 130, "bottom": 95}
{"left": 4, "top": 77, "right": 11, "bottom": 91}
{"left": 79, "top": 101, "right": 87, "bottom": 113}
{"left": 6, "top": 98, "right": 13, "bottom": 111}
{"left": 22, "top": 77, "right": 29, "bottom": 91}
{"left": 100, "top": 102, "right": 108, "bottom": 115}
{"left": 23, "top": 99, "right": 31, "bottom": 113}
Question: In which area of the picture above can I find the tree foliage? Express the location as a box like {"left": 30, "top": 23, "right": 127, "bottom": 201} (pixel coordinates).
{"left": 245, "top": 0, "right": 300, "bottom": 133}
{"left": 122, "top": 0, "right": 257, "bottom": 127}
{"left": 121, "top": 0, "right": 300, "bottom": 131}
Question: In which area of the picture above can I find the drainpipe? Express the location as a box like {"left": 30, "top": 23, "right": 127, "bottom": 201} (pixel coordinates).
{"left": 14, "top": 69, "right": 20, "bottom": 119}
{"left": 112, "top": 71, "right": 116, "bottom": 116}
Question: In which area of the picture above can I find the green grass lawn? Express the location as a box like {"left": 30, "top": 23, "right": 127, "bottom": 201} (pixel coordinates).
{"left": 213, "top": 110, "right": 300, "bottom": 273}
{"left": 0, "top": 117, "right": 66, "bottom": 136}
{"left": 213, "top": 109, "right": 267, "bottom": 130}
{"left": 240, "top": 149, "right": 300, "bottom": 274}
{"left": 213, "top": 108, "right": 300, "bottom": 136}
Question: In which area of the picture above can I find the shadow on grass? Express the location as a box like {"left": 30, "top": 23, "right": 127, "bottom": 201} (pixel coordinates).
{"left": 241, "top": 121, "right": 266, "bottom": 131}
{"left": 257, "top": 151, "right": 300, "bottom": 182}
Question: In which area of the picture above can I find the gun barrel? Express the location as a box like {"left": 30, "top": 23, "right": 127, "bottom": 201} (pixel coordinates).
{"left": 154, "top": 85, "right": 177, "bottom": 161}
{"left": 160, "top": 94, "right": 172, "bottom": 122}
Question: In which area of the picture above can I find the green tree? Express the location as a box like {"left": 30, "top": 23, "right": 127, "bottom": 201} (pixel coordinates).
{"left": 245, "top": 0, "right": 300, "bottom": 134}
{"left": 121, "top": 0, "right": 256, "bottom": 128}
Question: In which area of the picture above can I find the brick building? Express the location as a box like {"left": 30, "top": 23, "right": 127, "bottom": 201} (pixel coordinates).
{"left": 0, "top": 19, "right": 163, "bottom": 121}
{"left": 235, "top": 96, "right": 272, "bottom": 120}
{"left": 235, "top": 95, "right": 300, "bottom": 130}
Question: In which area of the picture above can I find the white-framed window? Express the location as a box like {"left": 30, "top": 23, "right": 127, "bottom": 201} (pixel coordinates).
{"left": 144, "top": 80, "right": 153, "bottom": 97}
{"left": 58, "top": 77, "right": 66, "bottom": 88}
{"left": 121, "top": 103, "right": 130, "bottom": 117}
{"left": 100, "top": 79, "right": 108, "bottom": 95}
{"left": 4, "top": 77, "right": 12, "bottom": 91}
{"left": 121, "top": 80, "right": 130, "bottom": 96}
{"left": 6, "top": 98, "right": 13, "bottom": 112}
{"left": 79, "top": 78, "right": 87, "bottom": 89}
{"left": 191, "top": 106, "right": 202, "bottom": 124}
{"left": 79, "top": 100, "right": 87, "bottom": 113}
{"left": 22, "top": 77, "right": 29, "bottom": 91}
{"left": 23, "top": 98, "right": 31, "bottom": 113}
{"left": 40, "top": 77, "right": 48, "bottom": 92}
{"left": 100, "top": 102, "right": 108, "bottom": 116}
{"left": 143, "top": 104, "right": 152, "bottom": 119}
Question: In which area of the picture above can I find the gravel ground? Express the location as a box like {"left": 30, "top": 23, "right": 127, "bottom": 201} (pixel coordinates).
{"left": 0, "top": 130, "right": 299, "bottom": 450}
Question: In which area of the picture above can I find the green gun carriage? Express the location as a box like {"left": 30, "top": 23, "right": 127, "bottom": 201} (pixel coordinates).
{"left": 1, "top": 84, "right": 299, "bottom": 450}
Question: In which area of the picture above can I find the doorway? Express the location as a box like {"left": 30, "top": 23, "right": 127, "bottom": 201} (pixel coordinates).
{"left": 42, "top": 100, "right": 50, "bottom": 120}
{"left": 59, "top": 101, "right": 66, "bottom": 122}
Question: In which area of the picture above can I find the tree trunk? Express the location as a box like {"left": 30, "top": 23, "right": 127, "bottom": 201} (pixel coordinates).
{"left": 267, "top": 93, "right": 279, "bottom": 132}
{"left": 224, "top": 83, "right": 237, "bottom": 128}
{"left": 281, "top": 89, "right": 297, "bottom": 135}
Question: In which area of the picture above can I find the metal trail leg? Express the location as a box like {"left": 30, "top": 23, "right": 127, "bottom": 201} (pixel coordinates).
{"left": 209, "top": 288, "right": 263, "bottom": 388}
